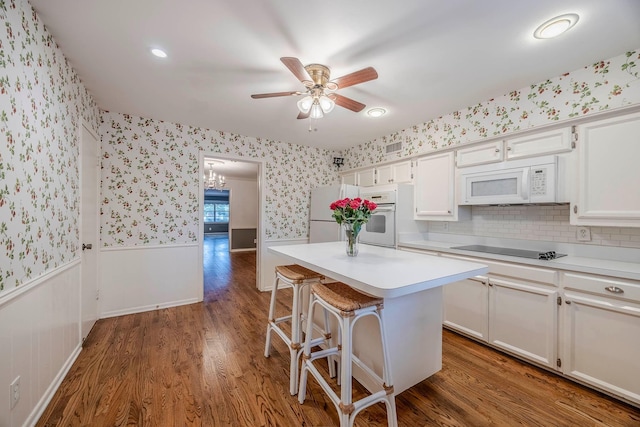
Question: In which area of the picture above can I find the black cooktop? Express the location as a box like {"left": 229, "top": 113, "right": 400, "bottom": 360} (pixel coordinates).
{"left": 451, "top": 245, "right": 567, "bottom": 260}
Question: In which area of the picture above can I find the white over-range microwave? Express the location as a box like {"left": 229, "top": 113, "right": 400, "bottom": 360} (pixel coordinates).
{"left": 459, "top": 155, "right": 566, "bottom": 205}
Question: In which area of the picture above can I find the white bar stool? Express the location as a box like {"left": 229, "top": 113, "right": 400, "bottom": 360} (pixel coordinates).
{"left": 264, "top": 264, "right": 335, "bottom": 395}
{"left": 298, "top": 281, "right": 397, "bottom": 427}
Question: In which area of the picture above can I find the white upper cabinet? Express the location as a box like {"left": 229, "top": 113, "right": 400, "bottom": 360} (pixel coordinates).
{"left": 377, "top": 160, "right": 413, "bottom": 185}
{"left": 357, "top": 168, "right": 376, "bottom": 187}
{"left": 571, "top": 111, "right": 640, "bottom": 227}
{"left": 456, "top": 127, "right": 572, "bottom": 168}
{"left": 456, "top": 140, "right": 504, "bottom": 168}
{"left": 341, "top": 171, "right": 358, "bottom": 186}
{"left": 505, "top": 127, "right": 572, "bottom": 160}
{"left": 341, "top": 160, "right": 413, "bottom": 187}
{"left": 414, "top": 152, "right": 469, "bottom": 221}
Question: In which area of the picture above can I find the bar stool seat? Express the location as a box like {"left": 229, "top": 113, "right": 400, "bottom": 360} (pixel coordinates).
{"left": 264, "top": 264, "right": 335, "bottom": 395}
{"left": 298, "top": 281, "right": 398, "bottom": 427}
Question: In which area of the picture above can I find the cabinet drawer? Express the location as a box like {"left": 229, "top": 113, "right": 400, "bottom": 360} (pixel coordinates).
{"left": 443, "top": 254, "right": 557, "bottom": 285}
{"left": 562, "top": 272, "right": 640, "bottom": 303}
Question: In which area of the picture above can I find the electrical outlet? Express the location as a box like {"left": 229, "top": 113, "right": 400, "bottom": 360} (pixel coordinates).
{"left": 442, "top": 222, "right": 449, "bottom": 231}
{"left": 576, "top": 226, "right": 591, "bottom": 242}
{"left": 10, "top": 376, "right": 20, "bottom": 409}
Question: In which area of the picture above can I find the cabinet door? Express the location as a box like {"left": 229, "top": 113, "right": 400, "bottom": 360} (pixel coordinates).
{"left": 376, "top": 164, "right": 393, "bottom": 185}
{"left": 392, "top": 160, "right": 413, "bottom": 184}
{"left": 456, "top": 141, "right": 503, "bottom": 168}
{"left": 562, "top": 291, "right": 640, "bottom": 406}
{"left": 341, "top": 171, "right": 358, "bottom": 186}
{"left": 357, "top": 168, "right": 376, "bottom": 187}
{"left": 505, "top": 127, "right": 571, "bottom": 159}
{"left": 488, "top": 277, "right": 558, "bottom": 369}
{"left": 571, "top": 112, "right": 640, "bottom": 227}
{"left": 443, "top": 276, "right": 489, "bottom": 341}
{"left": 414, "top": 152, "right": 456, "bottom": 220}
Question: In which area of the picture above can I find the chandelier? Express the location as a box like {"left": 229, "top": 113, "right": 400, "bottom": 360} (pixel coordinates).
{"left": 205, "top": 161, "right": 226, "bottom": 190}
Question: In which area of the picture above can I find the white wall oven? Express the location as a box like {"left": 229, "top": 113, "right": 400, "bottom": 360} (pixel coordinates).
{"left": 359, "top": 188, "right": 397, "bottom": 248}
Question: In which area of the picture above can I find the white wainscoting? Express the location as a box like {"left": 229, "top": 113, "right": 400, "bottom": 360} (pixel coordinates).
{"left": 260, "top": 238, "right": 309, "bottom": 291}
{"left": 100, "top": 244, "right": 202, "bottom": 318}
{"left": 0, "top": 261, "right": 82, "bottom": 427}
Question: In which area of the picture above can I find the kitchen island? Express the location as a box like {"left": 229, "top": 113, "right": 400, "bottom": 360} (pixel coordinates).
{"left": 269, "top": 241, "right": 488, "bottom": 395}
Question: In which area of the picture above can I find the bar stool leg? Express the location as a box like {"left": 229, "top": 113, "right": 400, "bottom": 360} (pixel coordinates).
{"left": 264, "top": 275, "right": 280, "bottom": 358}
{"left": 288, "top": 281, "right": 303, "bottom": 395}
{"left": 378, "top": 308, "right": 398, "bottom": 427}
{"left": 338, "top": 314, "right": 353, "bottom": 427}
{"left": 297, "top": 290, "right": 316, "bottom": 404}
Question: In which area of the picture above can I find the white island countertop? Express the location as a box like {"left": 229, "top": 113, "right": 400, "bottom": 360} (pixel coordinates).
{"left": 269, "top": 241, "right": 488, "bottom": 299}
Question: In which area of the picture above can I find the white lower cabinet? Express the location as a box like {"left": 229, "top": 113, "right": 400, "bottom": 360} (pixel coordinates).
{"left": 561, "top": 272, "right": 640, "bottom": 406}
{"left": 442, "top": 254, "right": 558, "bottom": 369}
{"left": 442, "top": 275, "right": 489, "bottom": 341}
{"left": 488, "top": 277, "right": 558, "bottom": 369}
{"left": 438, "top": 249, "right": 640, "bottom": 406}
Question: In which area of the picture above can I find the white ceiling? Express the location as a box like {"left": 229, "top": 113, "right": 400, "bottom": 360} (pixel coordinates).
{"left": 30, "top": 0, "right": 640, "bottom": 152}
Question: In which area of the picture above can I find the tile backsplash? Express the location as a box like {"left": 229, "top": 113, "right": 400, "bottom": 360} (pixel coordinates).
{"left": 428, "top": 205, "right": 640, "bottom": 249}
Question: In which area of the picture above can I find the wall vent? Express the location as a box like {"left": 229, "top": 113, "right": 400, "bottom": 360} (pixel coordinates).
{"left": 385, "top": 141, "right": 402, "bottom": 155}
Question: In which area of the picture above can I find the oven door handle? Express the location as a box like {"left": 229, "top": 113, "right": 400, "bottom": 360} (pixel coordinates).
{"left": 372, "top": 206, "right": 395, "bottom": 212}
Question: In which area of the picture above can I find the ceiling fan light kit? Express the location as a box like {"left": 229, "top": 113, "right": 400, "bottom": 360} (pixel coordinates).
{"left": 251, "top": 57, "right": 378, "bottom": 121}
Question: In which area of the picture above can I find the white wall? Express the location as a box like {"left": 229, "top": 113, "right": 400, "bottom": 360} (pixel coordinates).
{"left": 0, "top": 262, "right": 82, "bottom": 427}
{"left": 227, "top": 177, "right": 258, "bottom": 229}
{"left": 99, "top": 244, "right": 202, "bottom": 318}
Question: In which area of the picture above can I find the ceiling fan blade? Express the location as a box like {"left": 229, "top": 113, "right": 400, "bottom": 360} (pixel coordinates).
{"left": 330, "top": 67, "right": 378, "bottom": 89}
{"left": 251, "top": 91, "right": 303, "bottom": 99}
{"left": 280, "top": 57, "right": 312, "bottom": 84}
{"left": 297, "top": 110, "right": 310, "bottom": 120}
{"left": 332, "top": 93, "right": 366, "bottom": 112}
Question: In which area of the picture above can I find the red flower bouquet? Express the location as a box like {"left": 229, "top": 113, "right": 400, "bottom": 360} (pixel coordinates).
{"left": 329, "top": 197, "right": 377, "bottom": 256}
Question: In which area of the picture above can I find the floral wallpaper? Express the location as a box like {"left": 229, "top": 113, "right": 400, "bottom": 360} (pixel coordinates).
{"left": 100, "top": 113, "right": 340, "bottom": 247}
{"left": 344, "top": 49, "right": 640, "bottom": 168}
{"left": 2, "top": 0, "right": 639, "bottom": 295}
{"left": 0, "top": 0, "right": 100, "bottom": 292}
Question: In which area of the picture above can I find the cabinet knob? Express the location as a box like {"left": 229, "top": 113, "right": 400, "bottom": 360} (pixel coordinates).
{"left": 495, "top": 148, "right": 500, "bottom": 152}
{"left": 507, "top": 146, "right": 512, "bottom": 151}
{"left": 605, "top": 286, "right": 624, "bottom": 294}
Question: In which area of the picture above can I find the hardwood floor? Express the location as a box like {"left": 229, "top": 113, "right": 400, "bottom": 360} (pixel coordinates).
{"left": 37, "top": 236, "right": 640, "bottom": 426}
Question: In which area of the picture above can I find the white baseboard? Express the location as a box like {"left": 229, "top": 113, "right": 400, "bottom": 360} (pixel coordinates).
{"left": 100, "top": 297, "right": 201, "bottom": 319}
{"left": 229, "top": 247, "right": 257, "bottom": 253}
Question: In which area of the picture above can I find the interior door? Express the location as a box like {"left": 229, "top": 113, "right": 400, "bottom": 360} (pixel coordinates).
{"left": 81, "top": 123, "right": 100, "bottom": 341}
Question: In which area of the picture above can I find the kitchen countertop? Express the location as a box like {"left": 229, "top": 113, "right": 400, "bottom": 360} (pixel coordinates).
{"left": 399, "top": 239, "right": 640, "bottom": 281}
{"left": 269, "top": 241, "right": 488, "bottom": 298}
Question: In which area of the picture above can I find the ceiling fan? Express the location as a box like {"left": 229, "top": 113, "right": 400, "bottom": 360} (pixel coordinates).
{"left": 251, "top": 57, "right": 378, "bottom": 120}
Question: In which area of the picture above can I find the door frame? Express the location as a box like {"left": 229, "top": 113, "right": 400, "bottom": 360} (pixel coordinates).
{"left": 79, "top": 121, "right": 101, "bottom": 341}
{"left": 199, "top": 151, "right": 264, "bottom": 296}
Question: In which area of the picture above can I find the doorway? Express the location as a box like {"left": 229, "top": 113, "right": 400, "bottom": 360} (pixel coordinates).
{"left": 199, "top": 153, "right": 262, "bottom": 297}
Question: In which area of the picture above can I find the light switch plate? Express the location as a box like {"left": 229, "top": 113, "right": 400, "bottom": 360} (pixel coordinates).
{"left": 577, "top": 226, "right": 591, "bottom": 242}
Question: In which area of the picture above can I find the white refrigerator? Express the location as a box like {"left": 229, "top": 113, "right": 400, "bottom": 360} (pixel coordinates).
{"left": 309, "top": 184, "right": 359, "bottom": 243}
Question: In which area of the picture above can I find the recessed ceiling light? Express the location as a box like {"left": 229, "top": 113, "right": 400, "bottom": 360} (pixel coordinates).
{"left": 534, "top": 13, "right": 579, "bottom": 39}
{"left": 367, "top": 108, "right": 386, "bottom": 118}
{"left": 151, "top": 48, "right": 167, "bottom": 58}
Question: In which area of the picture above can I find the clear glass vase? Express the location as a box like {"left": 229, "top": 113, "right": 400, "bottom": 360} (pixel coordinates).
{"left": 344, "top": 224, "right": 359, "bottom": 257}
